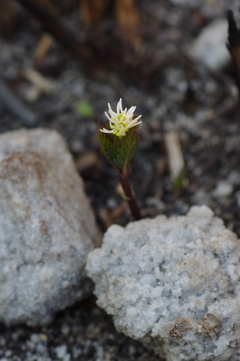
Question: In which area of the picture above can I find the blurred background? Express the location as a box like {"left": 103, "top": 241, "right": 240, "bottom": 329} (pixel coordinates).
{"left": 0, "top": 0, "right": 240, "bottom": 232}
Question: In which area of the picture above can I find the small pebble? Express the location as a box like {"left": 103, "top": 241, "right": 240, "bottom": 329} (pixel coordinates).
{"left": 30, "top": 334, "right": 40, "bottom": 344}
{"left": 38, "top": 333, "right": 47, "bottom": 342}
{"left": 4, "top": 351, "right": 11, "bottom": 357}
{"left": 189, "top": 19, "right": 230, "bottom": 70}
{"left": 0, "top": 337, "right": 6, "bottom": 347}
{"left": 35, "top": 343, "right": 47, "bottom": 355}
{"left": 26, "top": 341, "right": 35, "bottom": 350}
{"left": 228, "top": 171, "right": 240, "bottom": 186}
{"left": 63, "top": 355, "right": 71, "bottom": 361}
{"left": 61, "top": 324, "right": 70, "bottom": 336}
{"left": 11, "top": 333, "right": 19, "bottom": 341}
{"left": 55, "top": 345, "right": 67, "bottom": 359}
{"left": 95, "top": 346, "right": 104, "bottom": 361}
{"left": 72, "top": 346, "right": 83, "bottom": 358}
{"left": 106, "top": 198, "right": 118, "bottom": 210}
{"left": 213, "top": 181, "right": 233, "bottom": 198}
{"left": 128, "top": 345, "right": 136, "bottom": 355}
{"left": 146, "top": 197, "right": 165, "bottom": 210}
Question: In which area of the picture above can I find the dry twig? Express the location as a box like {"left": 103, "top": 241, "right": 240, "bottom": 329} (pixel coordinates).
{"left": 164, "top": 131, "right": 185, "bottom": 189}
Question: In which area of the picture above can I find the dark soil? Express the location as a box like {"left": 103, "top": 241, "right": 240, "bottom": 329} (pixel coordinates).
{"left": 0, "top": 0, "right": 240, "bottom": 360}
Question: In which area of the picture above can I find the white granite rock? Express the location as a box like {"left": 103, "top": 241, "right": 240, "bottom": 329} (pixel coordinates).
{"left": 189, "top": 19, "right": 230, "bottom": 70}
{"left": 0, "top": 129, "right": 100, "bottom": 326}
{"left": 87, "top": 206, "right": 240, "bottom": 361}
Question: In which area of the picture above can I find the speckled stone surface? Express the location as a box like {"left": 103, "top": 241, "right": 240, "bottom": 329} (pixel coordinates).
{"left": 87, "top": 206, "right": 240, "bottom": 361}
{"left": 0, "top": 129, "right": 100, "bottom": 326}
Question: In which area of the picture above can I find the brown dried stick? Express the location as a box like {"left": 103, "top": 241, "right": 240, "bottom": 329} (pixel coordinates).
{"left": 14, "top": 0, "right": 161, "bottom": 89}
{"left": 14, "top": 0, "right": 91, "bottom": 70}
{"left": 80, "top": 0, "right": 110, "bottom": 26}
{"left": 115, "top": 0, "right": 141, "bottom": 50}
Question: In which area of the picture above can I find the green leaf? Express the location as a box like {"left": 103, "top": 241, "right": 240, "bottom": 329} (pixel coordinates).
{"left": 76, "top": 101, "right": 94, "bottom": 118}
{"left": 173, "top": 169, "right": 185, "bottom": 190}
{"left": 98, "top": 124, "right": 116, "bottom": 162}
{"left": 108, "top": 130, "right": 139, "bottom": 173}
{"left": 98, "top": 123, "right": 140, "bottom": 173}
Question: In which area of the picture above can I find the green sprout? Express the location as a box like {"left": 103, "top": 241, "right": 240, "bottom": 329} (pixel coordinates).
{"left": 76, "top": 101, "right": 94, "bottom": 118}
{"left": 98, "top": 98, "right": 142, "bottom": 220}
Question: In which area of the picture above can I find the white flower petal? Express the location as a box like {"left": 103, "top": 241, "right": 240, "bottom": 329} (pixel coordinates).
{"left": 117, "top": 98, "right": 123, "bottom": 113}
{"left": 108, "top": 103, "right": 118, "bottom": 117}
{"left": 127, "top": 106, "right": 136, "bottom": 115}
{"left": 100, "top": 128, "right": 114, "bottom": 133}
{"left": 109, "top": 109, "right": 117, "bottom": 118}
{"left": 120, "top": 99, "right": 124, "bottom": 112}
{"left": 109, "top": 122, "right": 114, "bottom": 129}
{"left": 116, "top": 100, "right": 120, "bottom": 113}
{"left": 125, "top": 121, "right": 141, "bottom": 130}
{"left": 102, "top": 98, "right": 141, "bottom": 137}
{"left": 105, "top": 112, "right": 112, "bottom": 121}
{"left": 133, "top": 114, "right": 142, "bottom": 122}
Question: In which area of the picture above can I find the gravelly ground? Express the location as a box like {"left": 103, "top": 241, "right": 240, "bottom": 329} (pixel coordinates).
{"left": 0, "top": 296, "right": 162, "bottom": 361}
{"left": 1, "top": 0, "right": 240, "bottom": 360}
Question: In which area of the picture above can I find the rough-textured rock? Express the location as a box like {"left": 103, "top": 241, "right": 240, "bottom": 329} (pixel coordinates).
{"left": 87, "top": 206, "right": 240, "bottom": 361}
{"left": 189, "top": 19, "right": 230, "bottom": 70}
{"left": 0, "top": 128, "right": 100, "bottom": 326}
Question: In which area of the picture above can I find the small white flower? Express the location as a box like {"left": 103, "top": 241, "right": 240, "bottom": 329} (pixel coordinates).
{"left": 100, "top": 98, "right": 142, "bottom": 137}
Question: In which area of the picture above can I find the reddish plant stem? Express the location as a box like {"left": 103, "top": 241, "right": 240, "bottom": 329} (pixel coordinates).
{"left": 119, "top": 171, "right": 142, "bottom": 221}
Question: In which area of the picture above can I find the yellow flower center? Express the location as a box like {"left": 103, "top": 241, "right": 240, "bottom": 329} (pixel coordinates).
{"left": 111, "top": 114, "right": 130, "bottom": 137}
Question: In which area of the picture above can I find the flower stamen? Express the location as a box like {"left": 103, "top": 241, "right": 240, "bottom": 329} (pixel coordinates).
{"left": 100, "top": 98, "right": 142, "bottom": 137}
